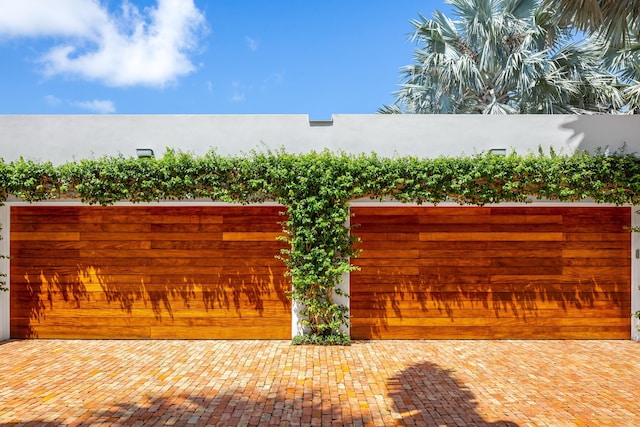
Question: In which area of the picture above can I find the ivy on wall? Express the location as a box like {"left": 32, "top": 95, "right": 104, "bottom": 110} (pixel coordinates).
{"left": 0, "top": 226, "right": 6, "bottom": 293}
{"left": 1, "top": 149, "right": 640, "bottom": 343}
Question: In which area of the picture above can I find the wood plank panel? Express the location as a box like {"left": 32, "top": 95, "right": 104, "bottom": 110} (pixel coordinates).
{"left": 350, "top": 316, "right": 630, "bottom": 328}
{"left": 11, "top": 316, "right": 291, "bottom": 328}
{"left": 351, "top": 326, "right": 631, "bottom": 340}
{"left": 420, "top": 232, "right": 564, "bottom": 241}
{"left": 8, "top": 305, "right": 292, "bottom": 317}
{"left": 349, "top": 280, "right": 627, "bottom": 292}
{"left": 351, "top": 308, "right": 631, "bottom": 318}
{"left": 11, "top": 284, "right": 289, "bottom": 301}
{"left": 10, "top": 205, "right": 291, "bottom": 339}
{"left": 9, "top": 324, "right": 290, "bottom": 340}
{"left": 12, "top": 232, "right": 81, "bottom": 241}
{"left": 222, "top": 232, "right": 284, "bottom": 241}
{"left": 351, "top": 206, "right": 631, "bottom": 340}
{"left": 350, "top": 299, "right": 630, "bottom": 311}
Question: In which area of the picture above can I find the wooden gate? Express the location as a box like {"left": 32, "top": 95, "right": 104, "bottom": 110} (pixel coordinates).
{"left": 350, "top": 206, "right": 631, "bottom": 339}
{"left": 10, "top": 205, "right": 291, "bottom": 339}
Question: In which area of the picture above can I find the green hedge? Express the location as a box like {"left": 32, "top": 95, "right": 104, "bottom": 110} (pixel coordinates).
{"left": 4, "top": 148, "right": 640, "bottom": 205}
{"left": 2, "top": 149, "right": 640, "bottom": 343}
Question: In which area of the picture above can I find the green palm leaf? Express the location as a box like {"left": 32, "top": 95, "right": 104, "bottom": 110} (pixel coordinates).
{"left": 383, "top": 0, "right": 628, "bottom": 114}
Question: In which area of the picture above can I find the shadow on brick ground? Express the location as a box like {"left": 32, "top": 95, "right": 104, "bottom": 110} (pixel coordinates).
{"left": 388, "top": 361, "right": 520, "bottom": 426}
{"left": 1, "top": 360, "right": 520, "bottom": 426}
{"left": 0, "top": 391, "right": 361, "bottom": 426}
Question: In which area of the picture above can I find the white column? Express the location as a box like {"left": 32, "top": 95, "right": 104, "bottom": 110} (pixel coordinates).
{"left": 291, "top": 300, "right": 305, "bottom": 338}
{"left": 336, "top": 207, "right": 351, "bottom": 337}
{"left": 290, "top": 209, "right": 352, "bottom": 339}
{"left": 632, "top": 207, "right": 640, "bottom": 342}
{"left": 0, "top": 204, "right": 9, "bottom": 341}
{"left": 335, "top": 272, "right": 350, "bottom": 337}
{"left": 290, "top": 275, "right": 351, "bottom": 339}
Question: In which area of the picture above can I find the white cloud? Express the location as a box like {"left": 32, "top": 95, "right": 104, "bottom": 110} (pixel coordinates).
{"left": 44, "top": 95, "right": 62, "bottom": 107}
{"left": 245, "top": 36, "right": 259, "bottom": 52}
{"left": 71, "top": 99, "right": 116, "bottom": 114}
{"left": 265, "top": 72, "right": 284, "bottom": 86}
{"left": 0, "top": 0, "right": 207, "bottom": 87}
{"left": 231, "top": 92, "right": 245, "bottom": 102}
{"left": 0, "top": 0, "right": 106, "bottom": 38}
{"left": 230, "top": 81, "right": 246, "bottom": 102}
{"left": 43, "top": 94, "right": 116, "bottom": 113}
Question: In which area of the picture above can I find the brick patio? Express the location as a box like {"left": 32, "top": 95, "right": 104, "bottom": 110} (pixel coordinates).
{"left": 0, "top": 339, "right": 638, "bottom": 426}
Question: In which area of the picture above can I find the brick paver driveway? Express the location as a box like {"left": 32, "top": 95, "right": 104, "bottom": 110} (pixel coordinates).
{"left": 0, "top": 340, "right": 638, "bottom": 426}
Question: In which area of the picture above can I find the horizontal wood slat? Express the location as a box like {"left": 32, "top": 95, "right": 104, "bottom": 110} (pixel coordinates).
{"left": 222, "top": 232, "right": 284, "bottom": 241}
{"left": 9, "top": 325, "right": 291, "bottom": 340}
{"left": 351, "top": 308, "right": 630, "bottom": 318}
{"left": 351, "top": 206, "right": 631, "bottom": 340}
{"left": 349, "top": 280, "right": 628, "bottom": 293}
{"left": 350, "top": 326, "right": 630, "bottom": 340}
{"left": 8, "top": 302, "right": 291, "bottom": 316}
{"left": 351, "top": 299, "right": 630, "bottom": 311}
{"left": 350, "top": 316, "right": 630, "bottom": 328}
{"left": 11, "top": 316, "right": 291, "bottom": 328}
{"left": 10, "top": 205, "right": 291, "bottom": 339}
{"left": 419, "top": 232, "right": 564, "bottom": 241}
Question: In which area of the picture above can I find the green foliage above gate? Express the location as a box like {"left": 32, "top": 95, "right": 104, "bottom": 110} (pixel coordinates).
{"left": 1, "top": 148, "right": 640, "bottom": 343}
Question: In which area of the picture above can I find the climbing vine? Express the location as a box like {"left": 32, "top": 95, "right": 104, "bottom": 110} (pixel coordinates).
{"left": 1, "top": 148, "right": 640, "bottom": 342}
{"left": 0, "top": 226, "right": 6, "bottom": 293}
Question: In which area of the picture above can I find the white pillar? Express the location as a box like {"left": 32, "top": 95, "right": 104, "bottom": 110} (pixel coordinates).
{"left": 291, "top": 300, "right": 305, "bottom": 338}
{"left": 336, "top": 207, "right": 351, "bottom": 337}
{"left": 0, "top": 204, "right": 9, "bottom": 341}
{"left": 335, "top": 271, "right": 350, "bottom": 337}
{"left": 290, "top": 209, "right": 352, "bottom": 339}
{"left": 632, "top": 207, "right": 640, "bottom": 342}
{"left": 290, "top": 276, "right": 351, "bottom": 339}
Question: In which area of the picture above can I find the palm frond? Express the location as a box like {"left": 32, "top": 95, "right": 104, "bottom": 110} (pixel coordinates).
{"left": 543, "top": 0, "right": 640, "bottom": 47}
{"left": 377, "top": 105, "right": 404, "bottom": 114}
{"left": 382, "top": 0, "right": 632, "bottom": 114}
{"left": 623, "top": 82, "right": 640, "bottom": 111}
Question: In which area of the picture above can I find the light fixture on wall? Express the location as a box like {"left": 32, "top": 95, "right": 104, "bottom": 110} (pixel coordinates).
{"left": 136, "top": 148, "right": 154, "bottom": 159}
{"left": 489, "top": 148, "right": 507, "bottom": 156}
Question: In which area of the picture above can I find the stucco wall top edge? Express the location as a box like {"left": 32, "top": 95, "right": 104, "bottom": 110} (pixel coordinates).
{"left": 2, "top": 114, "right": 638, "bottom": 164}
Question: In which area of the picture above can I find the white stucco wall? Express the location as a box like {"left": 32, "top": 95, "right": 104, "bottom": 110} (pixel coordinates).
{"left": 1, "top": 114, "right": 639, "bottom": 164}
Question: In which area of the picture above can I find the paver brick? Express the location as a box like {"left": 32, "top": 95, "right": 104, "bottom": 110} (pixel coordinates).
{"left": 0, "top": 340, "right": 639, "bottom": 426}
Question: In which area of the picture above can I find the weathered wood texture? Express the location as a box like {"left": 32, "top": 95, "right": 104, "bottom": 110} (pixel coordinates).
{"left": 351, "top": 206, "right": 631, "bottom": 339}
{"left": 10, "top": 206, "right": 291, "bottom": 339}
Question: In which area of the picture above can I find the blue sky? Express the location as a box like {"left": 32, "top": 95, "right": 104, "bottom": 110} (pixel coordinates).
{"left": 0, "top": 1, "right": 449, "bottom": 119}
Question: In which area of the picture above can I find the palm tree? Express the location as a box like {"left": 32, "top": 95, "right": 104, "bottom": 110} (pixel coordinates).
{"left": 381, "top": 0, "right": 624, "bottom": 114}
{"left": 543, "top": 0, "right": 640, "bottom": 47}
{"left": 599, "top": 34, "right": 640, "bottom": 112}
{"left": 544, "top": 0, "right": 640, "bottom": 112}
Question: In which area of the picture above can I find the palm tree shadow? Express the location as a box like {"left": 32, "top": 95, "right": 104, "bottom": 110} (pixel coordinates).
{"left": 0, "top": 389, "right": 358, "bottom": 427}
{"left": 388, "top": 362, "right": 519, "bottom": 426}
{"left": 558, "top": 115, "right": 637, "bottom": 154}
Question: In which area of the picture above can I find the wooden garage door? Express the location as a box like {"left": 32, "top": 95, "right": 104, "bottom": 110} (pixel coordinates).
{"left": 351, "top": 206, "right": 631, "bottom": 339}
{"left": 10, "top": 205, "right": 291, "bottom": 339}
